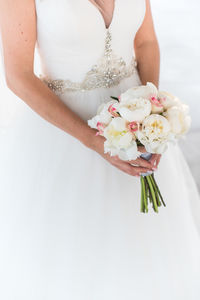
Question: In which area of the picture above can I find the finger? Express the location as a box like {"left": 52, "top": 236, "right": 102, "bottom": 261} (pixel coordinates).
{"left": 128, "top": 157, "right": 153, "bottom": 169}
{"left": 112, "top": 162, "right": 140, "bottom": 177}
{"left": 137, "top": 146, "right": 147, "bottom": 153}
{"left": 149, "top": 154, "right": 159, "bottom": 167}
{"left": 115, "top": 162, "right": 151, "bottom": 177}
{"left": 149, "top": 154, "right": 162, "bottom": 169}
{"left": 131, "top": 166, "right": 153, "bottom": 176}
{"left": 155, "top": 154, "right": 161, "bottom": 168}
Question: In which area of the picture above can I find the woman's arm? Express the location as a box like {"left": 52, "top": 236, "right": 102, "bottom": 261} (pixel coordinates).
{"left": 0, "top": 0, "right": 155, "bottom": 176}
{"left": 134, "top": 0, "right": 160, "bottom": 88}
{"left": 0, "top": 0, "right": 95, "bottom": 148}
{"left": 134, "top": 0, "right": 161, "bottom": 166}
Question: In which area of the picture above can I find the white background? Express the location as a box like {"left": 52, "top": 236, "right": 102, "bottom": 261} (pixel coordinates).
{"left": 151, "top": 0, "right": 200, "bottom": 190}
{"left": 152, "top": 0, "right": 200, "bottom": 129}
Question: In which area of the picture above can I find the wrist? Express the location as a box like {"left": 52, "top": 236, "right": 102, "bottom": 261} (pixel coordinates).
{"left": 81, "top": 127, "right": 98, "bottom": 149}
{"left": 82, "top": 127, "right": 105, "bottom": 154}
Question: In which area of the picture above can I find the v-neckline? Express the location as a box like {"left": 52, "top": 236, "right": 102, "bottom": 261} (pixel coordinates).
{"left": 88, "top": 0, "right": 117, "bottom": 31}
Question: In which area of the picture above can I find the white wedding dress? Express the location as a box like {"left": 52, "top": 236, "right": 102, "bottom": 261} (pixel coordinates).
{"left": 0, "top": 0, "right": 200, "bottom": 299}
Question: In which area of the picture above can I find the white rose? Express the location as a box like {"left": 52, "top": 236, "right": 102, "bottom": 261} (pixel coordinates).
{"left": 136, "top": 114, "right": 171, "bottom": 154}
{"left": 118, "top": 97, "right": 151, "bottom": 122}
{"left": 88, "top": 100, "right": 119, "bottom": 129}
{"left": 163, "top": 105, "right": 191, "bottom": 137}
{"left": 158, "top": 91, "right": 181, "bottom": 110}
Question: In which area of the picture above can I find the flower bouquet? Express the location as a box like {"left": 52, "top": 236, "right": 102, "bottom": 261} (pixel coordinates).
{"left": 88, "top": 83, "right": 191, "bottom": 213}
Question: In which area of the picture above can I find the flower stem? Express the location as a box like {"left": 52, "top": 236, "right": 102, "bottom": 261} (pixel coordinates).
{"left": 149, "top": 175, "right": 161, "bottom": 207}
{"left": 144, "top": 177, "right": 151, "bottom": 206}
{"left": 140, "top": 176, "right": 145, "bottom": 213}
{"left": 152, "top": 174, "right": 166, "bottom": 207}
{"left": 141, "top": 176, "right": 148, "bottom": 213}
{"left": 144, "top": 177, "right": 151, "bottom": 203}
{"left": 146, "top": 175, "right": 158, "bottom": 213}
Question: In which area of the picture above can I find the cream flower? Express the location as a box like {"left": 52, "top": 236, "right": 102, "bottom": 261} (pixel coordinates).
{"left": 119, "top": 82, "right": 164, "bottom": 122}
{"left": 103, "top": 117, "right": 133, "bottom": 149}
{"left": 163, "top": 105, "right": 191, "bottom": 137}
{"left": 104, "top": 140, "right": 140, "bottom": 161}
{"left": 136, "top": 114, "right": 171, "bottom": 154}
{"left": 120, "top": 82, "right": 158, "bottom": 102}
{"left": 158, "top": 91, "right": 181, "bottom": 110}
{"left": 97, "top": 100, "right": 119, "bottom": 115}
{"left": 118, "top": 97, "right": 151, "bottom": 122}
{"left": 150, "top": 95, "right": 164, "bottom": 114}
{"left": 103, "top": 117, "right": 141, "bottom": 160}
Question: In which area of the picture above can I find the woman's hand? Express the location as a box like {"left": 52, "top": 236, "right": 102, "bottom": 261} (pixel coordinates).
{"left": 89, "top": 131, "right": 161, "bottom": 177}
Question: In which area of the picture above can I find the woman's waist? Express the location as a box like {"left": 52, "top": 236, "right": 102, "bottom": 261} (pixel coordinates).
{"left": 39, "top": 54, "right": 138, "bottom": 95}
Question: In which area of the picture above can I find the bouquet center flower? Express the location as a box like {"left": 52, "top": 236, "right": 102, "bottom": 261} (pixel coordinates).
{"left": 151, "top": 120, "right": 164, "bottom": 132}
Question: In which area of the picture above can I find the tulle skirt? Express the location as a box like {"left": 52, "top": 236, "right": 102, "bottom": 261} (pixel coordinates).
{"left": 0, "top": 74, "right": 200, "bottom": 300}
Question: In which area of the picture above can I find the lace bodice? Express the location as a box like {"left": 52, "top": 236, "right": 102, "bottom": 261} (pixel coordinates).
{"left": 35, "top": 0, "right": 146, "bottom": 93}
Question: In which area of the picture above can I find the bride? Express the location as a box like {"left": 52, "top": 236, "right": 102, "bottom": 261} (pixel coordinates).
{"left": 0, "top": 0, "right": 200, "bottom": 299}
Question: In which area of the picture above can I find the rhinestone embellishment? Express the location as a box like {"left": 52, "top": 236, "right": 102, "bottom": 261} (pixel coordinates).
{"left": 40, "top": 30, "right": 138, "bottom": 94}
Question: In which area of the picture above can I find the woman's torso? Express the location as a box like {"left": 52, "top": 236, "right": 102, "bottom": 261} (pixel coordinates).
{"left": 35, "top": 0, "right": 146, "bottom": 82}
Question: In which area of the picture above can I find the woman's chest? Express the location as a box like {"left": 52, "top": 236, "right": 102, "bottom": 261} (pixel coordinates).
{"left": 35, "top": 0, "right": 146, "bottom": 48}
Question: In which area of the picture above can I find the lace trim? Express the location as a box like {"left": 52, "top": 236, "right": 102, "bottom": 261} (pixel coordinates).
{"left": 40, "top": 30, "right": 138, "bottom": 94}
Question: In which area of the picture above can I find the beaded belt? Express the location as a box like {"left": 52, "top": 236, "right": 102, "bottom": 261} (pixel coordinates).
{"left": 40, "top": 30, "right": 138, "bottom": 94}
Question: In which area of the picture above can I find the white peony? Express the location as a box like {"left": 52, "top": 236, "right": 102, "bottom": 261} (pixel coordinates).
{"left": 163, "top": 105, "right": 191, "bottom": 137}
{"left": 87, "top": 100, "right": 119, "bottom": 129}
{"left": 119, "top": 82, "right": 165, "bottom": 122}
{"left": 104, "top": 140, "right": 140, "bottom": 161}
{"left": 103, "top": 117, "right": 141, "bottom": 160}
{"left": 120, "top": 82, "right": 158, "bottom": 102}
{"left": 118, "top": 97, "right": 151, "bottom": 122}
{"left": 103, "top": 117, "right": 133, "bottom": 149}
{"left": 136, "top": 114, "right": 172, "bottom": 154}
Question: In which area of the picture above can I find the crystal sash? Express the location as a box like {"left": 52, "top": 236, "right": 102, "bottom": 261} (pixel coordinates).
{"left": 40, "top": 29, "right": 138, "bottom": 94}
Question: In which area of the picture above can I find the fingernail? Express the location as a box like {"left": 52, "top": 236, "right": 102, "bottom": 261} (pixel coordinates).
{"left": 152, "top": 167, "right": 157, "bottom": 171}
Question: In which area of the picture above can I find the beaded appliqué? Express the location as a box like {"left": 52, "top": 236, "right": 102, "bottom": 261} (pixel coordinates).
{"left": 40, "top": 30, "right": 138, "bottom": 94}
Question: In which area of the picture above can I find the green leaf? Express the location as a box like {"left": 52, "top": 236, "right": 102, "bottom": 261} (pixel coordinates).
{"left": 110, "top": 96, "right": 119, "bottom": 102}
